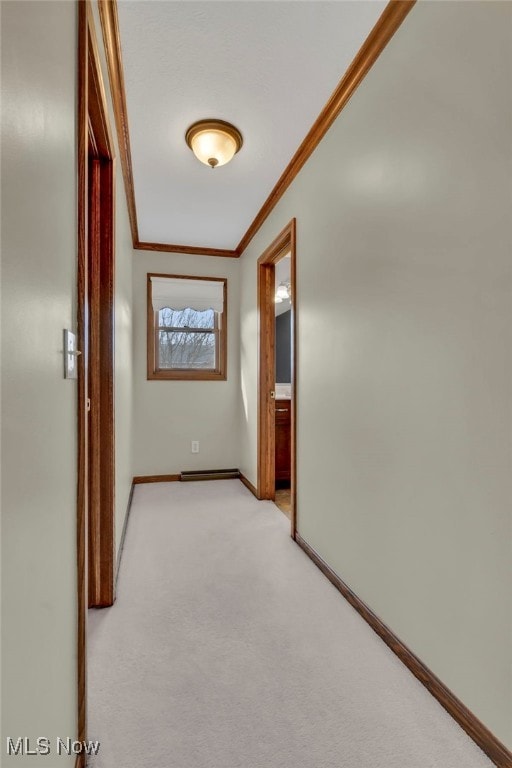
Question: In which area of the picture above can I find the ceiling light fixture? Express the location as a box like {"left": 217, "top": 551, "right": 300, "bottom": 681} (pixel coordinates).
{"left": 185, "top": 119, "right": 243, "bottom": 169}
{"left": 275, "top": 282, "right": 291, "bottom": 302}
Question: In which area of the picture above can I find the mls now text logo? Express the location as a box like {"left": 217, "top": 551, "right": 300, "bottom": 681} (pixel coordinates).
{"left": 7, "top": 737, "right": 100, "bottom": 757}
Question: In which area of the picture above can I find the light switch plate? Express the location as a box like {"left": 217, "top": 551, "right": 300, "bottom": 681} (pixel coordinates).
{"left": 64, "top": 329, "right": 78, "bottom": 379}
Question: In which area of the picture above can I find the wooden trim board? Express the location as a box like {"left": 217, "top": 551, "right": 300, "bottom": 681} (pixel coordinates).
{"left": 86, "top": 156, "right": 116, "bottom": 609}
{"left": 257, "top": 220, "right": 297, "bottom": 538}
{"left": 86, "top": 5, "right": 116, "bottom": 610}
{"left": 133, "top": 471, "right": 240, "bottom": 484}
{"left": 257, "top": 252, "right": 276, "bottom": 501}
{"left": 134, "top": 473, "right": 258, "bottom": 499}
{"left": 133, "top": 474, "right": 181, "bottom": 485}
{"left": 239, "top": 473, "right": 259, "bottom": 499}
{"left": 76, "top": 1, "right": 88, "bottom": 749}
{"left": 295, "top": 533, "right": 512, "bottom": 768}
{"left": 98, "top": 0, "right": 139, "bottom": 244}
{"left": 136, "top": 241, "right": 239, "bottom": 259}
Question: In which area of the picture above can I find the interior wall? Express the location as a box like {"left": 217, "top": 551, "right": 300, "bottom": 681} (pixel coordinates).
{"left": 90, "top": 2, "right": 134, "bottom": 557}
{"left": 239, "top": 0, "right": 512, "bottom": 747}
{"left": 1, "top": 2, "right": 77, "bottom": 763}
{"left": 113, "top": 174, "right": 134, "bottom": 556}
{"left": 276, "top": 310, "right": 291, "bottom": 384}
{"left": 132, "top": 251, "right": 240, "bottom": 476}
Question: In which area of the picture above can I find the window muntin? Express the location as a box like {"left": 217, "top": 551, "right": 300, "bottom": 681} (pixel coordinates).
{"left": 147, "top": 275, "right": 227, "bottom": 380}
{"left": 156, "top": 308, "right": 217, "bottom": 371}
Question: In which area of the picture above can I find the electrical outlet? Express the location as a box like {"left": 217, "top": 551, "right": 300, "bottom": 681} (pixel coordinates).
{"left": 191, "top": 441, "right": 199, "bottom": 454}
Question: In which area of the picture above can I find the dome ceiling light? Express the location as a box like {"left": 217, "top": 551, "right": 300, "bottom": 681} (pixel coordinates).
{"left": 185, "top": 119, "right": 243, "bottom": 169}
{"left": 275, "top": 282, "right": 291, "bottom": 303}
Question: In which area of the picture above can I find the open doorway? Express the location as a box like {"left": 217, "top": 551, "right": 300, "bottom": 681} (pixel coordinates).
{"left": 80, "top": 1, "right": 116, "bottom": 610}
{"left": 257, "top": 219, "right": 297, "bottom": 537}
{"left": 274, "top": 254, "right": 293, "bottom": 518}
{"left": 76, "top": 1, "right": 116, "bottom": 758}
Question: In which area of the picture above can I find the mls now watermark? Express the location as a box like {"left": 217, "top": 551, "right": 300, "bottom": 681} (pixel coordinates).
{"left": 7, "top": 737, "right": 101, "bottom": 757}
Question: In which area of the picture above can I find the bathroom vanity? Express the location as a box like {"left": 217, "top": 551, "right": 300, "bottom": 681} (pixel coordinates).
{"left": 275, "top": 398, "right": 291, "bottom": 483}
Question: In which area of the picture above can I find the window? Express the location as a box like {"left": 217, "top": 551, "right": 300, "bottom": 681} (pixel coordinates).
{"left": 147, "top": 274, "right": 227, "bottom": 380}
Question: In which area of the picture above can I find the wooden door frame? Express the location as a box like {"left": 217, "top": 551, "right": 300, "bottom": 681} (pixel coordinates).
{"left": 257, "top": 219, "right": 297, "bottom": 537}
{"left": 77, "top": 0, "right": 116, "bottom": 757}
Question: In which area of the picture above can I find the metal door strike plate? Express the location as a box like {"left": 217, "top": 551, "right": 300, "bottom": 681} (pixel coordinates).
{"left": 63, "top": 329, "right": 80, "bottom": 379}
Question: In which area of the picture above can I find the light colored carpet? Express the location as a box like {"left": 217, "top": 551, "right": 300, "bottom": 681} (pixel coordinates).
{"left": 88, "top": 480, "right": 492, "bottom": 768}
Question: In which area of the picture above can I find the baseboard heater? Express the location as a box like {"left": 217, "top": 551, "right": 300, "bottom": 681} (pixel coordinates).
{"left": 180, "top": 468, "right": 240, "bottom": 482}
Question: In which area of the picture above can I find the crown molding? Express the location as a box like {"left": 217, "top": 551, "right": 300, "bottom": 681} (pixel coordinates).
{"left": 98, "top": 0, "right": 415, "bottom": 258}
{"left": 135, "top": 241, "right": 239, "bottom": 259}
{"left": 236, "top": 0, "right": 416, "bottom": 255}
{"left": 97, "top": 0, "right": 139, "bottom": 244}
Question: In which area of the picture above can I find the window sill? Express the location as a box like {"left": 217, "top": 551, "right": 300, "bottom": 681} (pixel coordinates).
{"left": 147, "top": 369, "right": 227, "bottom": 381}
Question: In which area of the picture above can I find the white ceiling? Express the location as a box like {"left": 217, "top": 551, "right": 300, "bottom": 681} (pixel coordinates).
{"left": 117, "top": 1, "right": 386, "bottom": 250}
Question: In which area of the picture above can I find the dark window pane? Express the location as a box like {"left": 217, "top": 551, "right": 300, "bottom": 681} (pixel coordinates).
{"left": 158, "top": 331, "right": 216, "bottom": 370}
{"left": 158, "top": 307, "right": 215, "bottom": 329}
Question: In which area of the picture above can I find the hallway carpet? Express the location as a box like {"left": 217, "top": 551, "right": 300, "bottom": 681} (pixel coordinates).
{"left": 88, "top": 480, "right": 492, "bottom": 768}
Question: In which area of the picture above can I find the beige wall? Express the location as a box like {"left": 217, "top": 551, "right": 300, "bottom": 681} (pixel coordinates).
{"left": 1, "top": 1, "right": 134, "bottom": 761}
{"left": 1, "top": 2, "right": 77, "bottom": 763}
{"left": 113, "top": 178, "right": 134, "bottom": 556}
{"left": 239, "top": 1, "right": 512, "bottom": 747}
{"left": 132, "top": 252, "right": 240, "bottom": 476}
